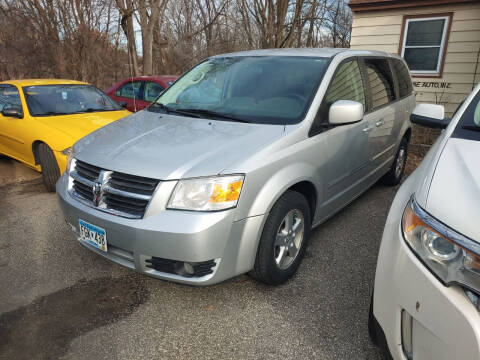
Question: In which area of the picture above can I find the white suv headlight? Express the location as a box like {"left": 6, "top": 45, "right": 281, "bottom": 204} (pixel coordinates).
{"left": 167, "top": 175, "right": 244, "bottom": 211}
{"left": 402, "top": 197, "right": 480, "bottom": 294}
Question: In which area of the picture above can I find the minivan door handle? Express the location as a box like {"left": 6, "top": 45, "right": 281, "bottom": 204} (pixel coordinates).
{"left": 375, "top": 119, "right": 385, "bottom": 127}
{"left": 362, "top": 125, "right": 373, "bottom": 133}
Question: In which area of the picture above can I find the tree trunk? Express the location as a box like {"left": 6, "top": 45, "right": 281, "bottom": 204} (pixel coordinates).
{"left": 117, "top": 0, "right": 139, "bottom": 76}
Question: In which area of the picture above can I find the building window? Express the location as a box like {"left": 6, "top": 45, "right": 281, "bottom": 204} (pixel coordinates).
{"left": 400, "top": 14, "right": 451, "bottom": 76}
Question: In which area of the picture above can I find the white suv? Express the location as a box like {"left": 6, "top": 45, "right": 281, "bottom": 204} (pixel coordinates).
{"left": 370, "top": 84, "right": 480, "bottom": 359}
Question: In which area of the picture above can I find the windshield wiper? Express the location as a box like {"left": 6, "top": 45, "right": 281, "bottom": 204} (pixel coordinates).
{"left": 33, "top": 111, "right": 69, "bottom": 116}
{"left": 461, "top": 125, "right": 480, "bottom": 132}
{"left": 148, "top": 103, "right": 201, "bottom": 118}
{"left": 175, "top": 108, "right": 250, "bottom": 123}
{"left": 72, "top": 108, "right": 107, "bottom": 114}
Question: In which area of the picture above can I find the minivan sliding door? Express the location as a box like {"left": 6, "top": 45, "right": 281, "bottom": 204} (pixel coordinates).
{"left": 361, "top": 58, "right": 397, "bottom": 173}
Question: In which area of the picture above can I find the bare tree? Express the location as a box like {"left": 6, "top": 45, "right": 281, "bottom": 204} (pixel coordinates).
{"left": 136, "top": 0, "right": 169, "bottom": 75}
{"left": 0, "top": 0, "right": 353, "bottom": 83}
{"left": 115, "top": 0, "right": 140, "bottom": 76}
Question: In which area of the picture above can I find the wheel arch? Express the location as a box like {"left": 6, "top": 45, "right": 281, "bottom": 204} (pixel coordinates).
{"left": 287, "top": 181, "right": 317, "bottom": 221}
{"left": 404, "top": 127, "right": 412, "bottom": 143}
{"left": 241, "top": 163, "right": 322, "bottom": 223}
{"left": 32, "top": 140, "right": 45, "bottom": 165}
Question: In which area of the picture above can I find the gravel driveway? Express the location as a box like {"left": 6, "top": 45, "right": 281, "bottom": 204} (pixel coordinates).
{"left": 0, "top": 175, "right": 396, "bottom": 359}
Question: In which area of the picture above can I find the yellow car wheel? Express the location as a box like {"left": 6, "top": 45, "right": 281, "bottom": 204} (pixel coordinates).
{"left": 38, "top": 143, "right": 60, "bottom": 192}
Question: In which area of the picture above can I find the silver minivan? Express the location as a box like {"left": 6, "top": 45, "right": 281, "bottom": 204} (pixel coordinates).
{"left": 57, "top": 49, "right": 414, "bottom": 285}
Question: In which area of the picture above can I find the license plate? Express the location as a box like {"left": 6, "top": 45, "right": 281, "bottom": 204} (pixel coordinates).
{"left": 79, "top": 219, "right": 107, "bottom": 252}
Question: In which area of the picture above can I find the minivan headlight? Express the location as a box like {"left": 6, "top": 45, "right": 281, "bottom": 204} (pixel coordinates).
{"left": 402, "top": 197, "right": 480, "bottom": 294}
{"left": 167, "top": 175, "right": 244, "bottom": 211}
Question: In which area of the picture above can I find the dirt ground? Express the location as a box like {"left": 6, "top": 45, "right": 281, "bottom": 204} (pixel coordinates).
{"left": 0, "top": 156, "right": 41, "bottom": 186}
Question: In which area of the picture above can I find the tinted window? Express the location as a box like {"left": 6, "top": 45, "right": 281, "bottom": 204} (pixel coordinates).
{"left": 325, "top": 60, "right": 366, "bottom": 108}
{"left": 151, "top": 56, "right": 329, "bottom": 125}
{"left": 391, "top": 59, "right": 413, "bottom": 98}
{"left": 453, "top": 90, "right": 480, "bottom": 141}
{"left": 23, "top": 85, "right": 121, "bottom": 116}
{"left": 115, "top": 81, "right": 142, "bottom": 99}
{"left": 0, "top": 84, "right": 21, "bottom": 112}
{"left": 144, "top": 82, "right": 164, "bottom": 102}
{"left": 364, "top": 59, "right": 395, "bottom": 110}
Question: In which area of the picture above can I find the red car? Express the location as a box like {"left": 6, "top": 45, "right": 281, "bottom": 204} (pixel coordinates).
{"left": 106, "top": 75, "right": 178, "bottom": 112}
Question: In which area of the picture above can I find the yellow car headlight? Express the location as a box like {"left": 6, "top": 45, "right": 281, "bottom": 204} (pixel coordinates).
{"left": 167, "top": 175, "right": 244, "bottom": 211}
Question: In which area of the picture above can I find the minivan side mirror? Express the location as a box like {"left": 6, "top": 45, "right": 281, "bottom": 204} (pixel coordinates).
{"left": 1, "top": 106, "right": 23, "bottom": 119}
{"left": 329, "top": 100, "right": 364, "bottom": 125}
{"left": 410, "top": 103, "right": 449, "bottom": 129}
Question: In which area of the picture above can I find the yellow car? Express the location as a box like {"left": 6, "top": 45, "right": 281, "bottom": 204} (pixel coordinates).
{"left": 0, "top": 79, "right": 131, "bottom": 191}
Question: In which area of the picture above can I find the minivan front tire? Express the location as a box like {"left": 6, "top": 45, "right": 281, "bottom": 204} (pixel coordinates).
{"left": 250, "top": 190, "right": 311, "bottom": 285}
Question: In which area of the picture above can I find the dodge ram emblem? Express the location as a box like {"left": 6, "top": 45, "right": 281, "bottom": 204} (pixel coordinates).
{"left": 93, "top": 181, "right": 102, "bottom": 206}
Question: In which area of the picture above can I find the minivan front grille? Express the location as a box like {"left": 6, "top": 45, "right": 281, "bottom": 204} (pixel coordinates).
{"left": 70, "top": 159, "right": 159, "bottom": 219}
{"left": 75, "top": 160, "right": 102, "bottom": 181}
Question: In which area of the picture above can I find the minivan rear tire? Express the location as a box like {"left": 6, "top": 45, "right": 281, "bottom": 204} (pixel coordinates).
{"left": 381, "top": 136, "right": 408, "bottom": 186}
{"left": 250, "top": 190, "right": 311, "bottom": 285}
{"left": 38, "top": 143, "right": 60, "bottom": 192}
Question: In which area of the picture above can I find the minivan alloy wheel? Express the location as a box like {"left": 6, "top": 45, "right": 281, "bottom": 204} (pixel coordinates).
{"left": 275, "top": 209, "right": 305, "bottom": 270}
{"left": 250, "top": 190, "right": 311, "bottom": 285}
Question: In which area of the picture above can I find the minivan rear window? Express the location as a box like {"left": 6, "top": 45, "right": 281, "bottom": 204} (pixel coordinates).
{"left": 391, "top": 59, "right": 413, "bottom": 98}
{"left": 364, "top": 59, "right": 395, "bottom": 110}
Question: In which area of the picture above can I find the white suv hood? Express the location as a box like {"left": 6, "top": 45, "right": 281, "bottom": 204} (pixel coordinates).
{"left": 426, "top": 137, "right": 480, "bottom": 242}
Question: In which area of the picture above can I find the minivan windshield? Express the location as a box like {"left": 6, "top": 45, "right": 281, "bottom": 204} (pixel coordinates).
{"left": 150, "top": 56, "right": 329, "bottom": 124}
{"left": 453, "top": 89, "right": 480, "bottom": 141}
{"left": 23, "top": 84, "right": 122, "bottom": 116}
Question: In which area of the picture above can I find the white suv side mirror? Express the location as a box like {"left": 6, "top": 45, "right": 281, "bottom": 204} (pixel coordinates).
{"left": 411, "top": 103, "right": 450, "bottom": 129}
{"left": 329, "top": 100, "right": 364, "bottom": 125}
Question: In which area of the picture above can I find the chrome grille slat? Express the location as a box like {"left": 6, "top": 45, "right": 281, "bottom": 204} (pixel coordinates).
{"left": 102, "top": 185, "right": 151, "bottom": 201}
{"left": 110, "top": 172, "right": 158, "bottom": 186}
{"left": 71, "top": 170, "right": 94, "bottom": 187}
{"left": 75, "top": 161, "right": 101, "bottom": 181}
{"left": 70, "top": 160, "right": 159, "bottom": 219}
{"left": 103, "top": 194, "right": 148, "bottom": 208}
{"left": 108, "top": 178, "right": 155, "bottom": 194}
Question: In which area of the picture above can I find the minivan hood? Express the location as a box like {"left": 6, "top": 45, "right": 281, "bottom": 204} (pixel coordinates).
{"left": 73, "top": 111, "right": 285, "bottom": 180}
{"left": 426, "top": 137, "right": 480, "bottom": 242}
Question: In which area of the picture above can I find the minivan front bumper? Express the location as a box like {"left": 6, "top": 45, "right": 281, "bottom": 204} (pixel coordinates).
{"left": 56, "top": 173, "right": 265, "bottom": 285}
{"left": 373, "top": 197, "right": 480, "bottom": 359}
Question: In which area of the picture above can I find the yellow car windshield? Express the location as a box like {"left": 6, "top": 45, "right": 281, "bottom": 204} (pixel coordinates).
{"left": 23, "top": 84, "right": 122, "bottom": 116}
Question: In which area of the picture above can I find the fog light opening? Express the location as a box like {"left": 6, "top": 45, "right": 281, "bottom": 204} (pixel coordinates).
{"left": 401, "top": 310, "right": 413, "bottom": 360}
{"left": 183, "top": 262, "right": 195, "bottom": 275}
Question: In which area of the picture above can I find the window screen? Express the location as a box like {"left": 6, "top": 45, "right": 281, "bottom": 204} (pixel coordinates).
{"left": 391, "top": 59, "right": 413, "bottom": 98}
{"left": 401, "top": 16, "right": 449, "bottom": 74}
{"left": 325, "top": 60, "right": 366, "bottom": 108}
{"left": 364, "top": 59, "right": 395, "bottom": 110}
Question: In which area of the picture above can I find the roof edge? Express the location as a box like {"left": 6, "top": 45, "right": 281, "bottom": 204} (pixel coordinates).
{"left": 349, "top": 0, "right": 479, "bottom": 12}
